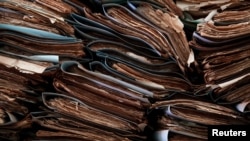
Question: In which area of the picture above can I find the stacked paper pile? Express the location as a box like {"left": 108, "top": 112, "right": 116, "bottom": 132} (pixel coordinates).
{"left": 0, "top": 0, "right": 249, "bottom": 141}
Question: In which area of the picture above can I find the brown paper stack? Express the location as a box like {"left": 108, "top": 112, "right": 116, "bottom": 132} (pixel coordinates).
{"left": 0, "top": 1, "right": 249, "bottom": 141}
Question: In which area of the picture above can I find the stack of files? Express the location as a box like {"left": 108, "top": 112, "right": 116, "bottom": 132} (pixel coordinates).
{"left": 47, "top": 61, "right": 150, "bottom": 140}
{"left": 0, "top": 62, "right": 54, "bottom": 141}
{"left": 66, "top": 0, "right": 205, "bottom": 98}
{"left": 0, "top": 3, "right": 86, "bottom": 136}
{"left": 0, "top": 0, "right": 85, "bottom": 36}
{"left": 85, "top": 39, "right": 202, "bottom": 100}
{"left": 30, "top": 93, "right": 140, "bottom": 141}
{"left": 148, "top": 98, "right": 250, "bottom": 141}
{"left": 0, "top": 23, "right": 85, "bottom": 63}
{"left": 189, "top": 9, "right": 250, "bottom": 112}
{"left": 176, "top": 0, "right": 246, "bottom": 19}
{"left": 0, "top": 0, "right": 86, "bottom": 72}
{"left": 176, "top": 0, "right": 250, "bottom": 21}
{"left": 175, "top": 0, "right": 250, "bottom": 40}
{"left": 69, "top": 0, "right": 193, "bottom": 75}
{"left": 90, "top": 0, "right": 184, "bottom": 17}
{"left": 1, "top": 0, "right": 249, "bottom": 141}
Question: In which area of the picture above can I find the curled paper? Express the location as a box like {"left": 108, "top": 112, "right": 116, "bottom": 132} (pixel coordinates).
{"left": 0, "top": 55, "right": 49, "bottom": 74}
